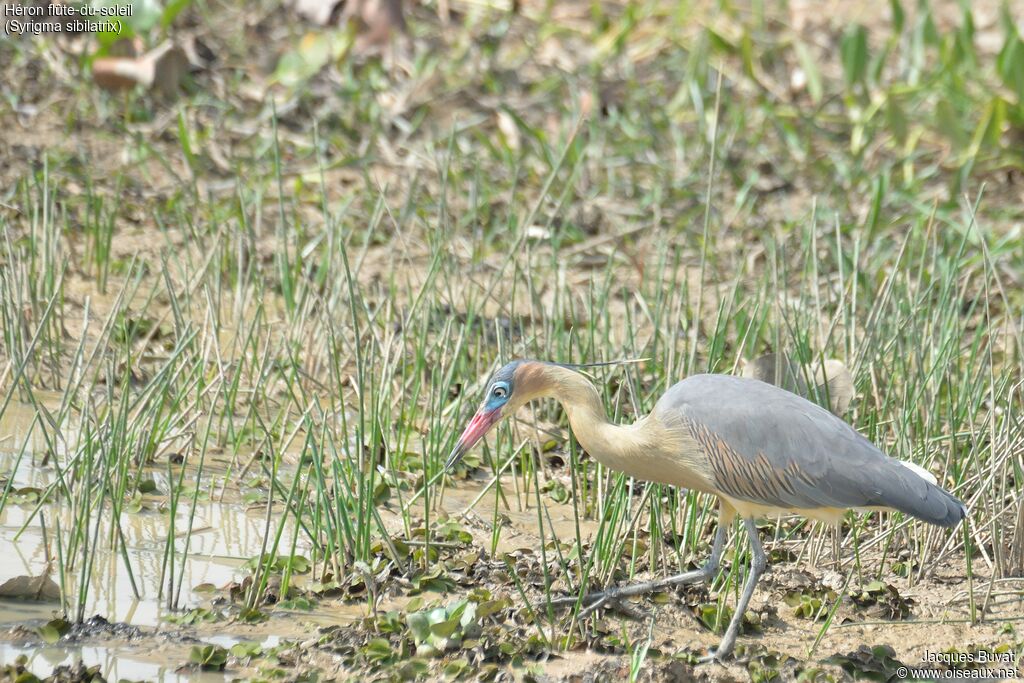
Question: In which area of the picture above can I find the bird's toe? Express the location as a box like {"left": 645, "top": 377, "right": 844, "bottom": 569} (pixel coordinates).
{"left": 544, "top": 590, "right": 610, "bottom": 613}
{"left": 590, "top": 595, "right": 649, "bottom": 620}
{"left": 697, "top": 648, "right": 728, "bottom": 665}
{"left": 546, "top": 595, "right": 577, "bottom": 607}
{"left": 610, "top": 599, "right": 650, "bottom": 620}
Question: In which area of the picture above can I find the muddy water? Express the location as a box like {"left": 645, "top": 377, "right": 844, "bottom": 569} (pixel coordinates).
{"left": 1, "top": 498, "right": 278, "bottom": 626}
{"left": 0, "top": 413, "right": 303, "bottom": 626}
{"left": 0, "top": 396, "right": 605, "bottom": 679}
{"left": 0, "top": 641, "right": 232, "bottom": 682}
{"left": 430, "top": 472, "right": 603, "bottom": 553}
{"left": 0, "top": 399, "right": 332, "bottom": 679}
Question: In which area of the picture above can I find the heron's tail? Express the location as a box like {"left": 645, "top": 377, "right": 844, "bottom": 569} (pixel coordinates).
{"left": 882, "top": 464, "right": 968, "bottom": 528}
{"left": 920, "top": 486, "right": 967, "bottom": 528}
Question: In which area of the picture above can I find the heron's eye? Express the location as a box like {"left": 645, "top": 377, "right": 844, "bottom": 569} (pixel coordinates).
{"left": 492, "top": 386, "right": 508, "bottom": 399}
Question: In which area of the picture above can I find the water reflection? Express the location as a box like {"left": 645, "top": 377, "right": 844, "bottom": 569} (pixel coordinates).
{"left": 0, "top": 395, "right": 320, "bottom": 628}
{"left": 0, "top": 641, "right": 232, "bottom": 682}
{"left": 0, "top": 497, "right": 308, "bottom": 626}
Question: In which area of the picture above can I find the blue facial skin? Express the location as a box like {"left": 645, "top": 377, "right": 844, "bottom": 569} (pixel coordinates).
{"left": 444, "top": 365, "right": 519, "bottom": 472}
{"left": 484, "top": 380, "right": 511, "bottom": 413}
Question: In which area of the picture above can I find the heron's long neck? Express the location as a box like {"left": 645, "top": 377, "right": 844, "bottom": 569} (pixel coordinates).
{"left": 521, "top": 364, "right": 713, "bottom": 492}
{"left": 541, "top": 366, "right": 651, "bottom": 466}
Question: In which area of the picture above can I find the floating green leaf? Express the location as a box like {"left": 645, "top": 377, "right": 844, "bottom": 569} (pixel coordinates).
{"left": 189, "top": 645, "right": 228, "bottom": 671}
{"left": 36, "top": 618, "right": 69, "bottom": 644}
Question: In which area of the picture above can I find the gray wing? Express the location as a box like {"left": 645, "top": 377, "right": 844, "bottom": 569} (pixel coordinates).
{"left": 657, "top": 374, "right": 966, "bottom": 527}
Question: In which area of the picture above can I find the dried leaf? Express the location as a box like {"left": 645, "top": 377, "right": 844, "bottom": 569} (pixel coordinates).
{"left": 496, "top": 110, "right": 521, "bottom": 152}
{"left": 742, "top": 353, "right": 854, "bottom": 415}
{"left": 348, "top": 0, "right": 405, "bottom": 50}
{"left": 525, "top": 225, "right": 550, "bottom": 240}
{"left": 286, "top": 0, "right": 405, "bottom": 51}
{"left": 817, "top": 359, "right": 854, "bottom": 415}
{"left": 273, "top": 30, "right": 352, "bottom": 86}
{"left": 288, "top": 0, "right": 344, "bottom": 25}
{"left": 92, "top": 42, "right": 187, "bottom": 96}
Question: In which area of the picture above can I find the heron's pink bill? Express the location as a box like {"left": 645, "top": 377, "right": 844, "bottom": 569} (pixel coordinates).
{"left": 445, "top": 407, "right": 501, "bottom": 470}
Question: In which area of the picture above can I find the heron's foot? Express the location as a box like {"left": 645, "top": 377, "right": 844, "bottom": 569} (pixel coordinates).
{"left": 547, "top": 566, "right": 713, "bottom": 614}
{"left": 576, "top": 593, "right": 612, "bottom": 618}
{"left": 543, "top": 586, "right": 650, "bottom": 619}
{"left": 699, "top": 632, "right": 739, "bottom": 663}
{"left": 545, "top": 585, "right": 623, "bottom": 611}
{"left": 544, "top": 566, "right": 716, "bottom": 622}
{"left": 577, "top": 593, "right": 650, "bottom": 620}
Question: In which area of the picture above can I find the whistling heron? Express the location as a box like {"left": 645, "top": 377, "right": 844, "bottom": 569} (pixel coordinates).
{"left": 444, "top": 360, "right": 967, "bottom": 661}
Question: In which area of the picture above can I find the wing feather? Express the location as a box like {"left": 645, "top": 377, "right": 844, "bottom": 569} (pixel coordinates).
{"left": 657, "top": 374, "right": 966, "bottom": 527}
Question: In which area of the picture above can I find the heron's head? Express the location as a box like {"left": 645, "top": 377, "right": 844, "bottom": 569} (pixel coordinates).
{"left": 445, "top": 359, "right": 551, "bottom": 470}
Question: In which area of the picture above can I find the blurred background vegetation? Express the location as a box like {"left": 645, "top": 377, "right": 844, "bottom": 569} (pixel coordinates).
{"left": 1, "top": 0, "right": 1023, "bottom": 680}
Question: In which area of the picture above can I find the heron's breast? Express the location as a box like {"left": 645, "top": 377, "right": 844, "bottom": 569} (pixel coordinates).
{"left": 585, "top": 417, "right": 718, "bottom": 494}
{"left": 722, "top": 496, "right": 846, "bottom": 525}
{"left": 606, "top": 450, "right": 718, "bottom": 493}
